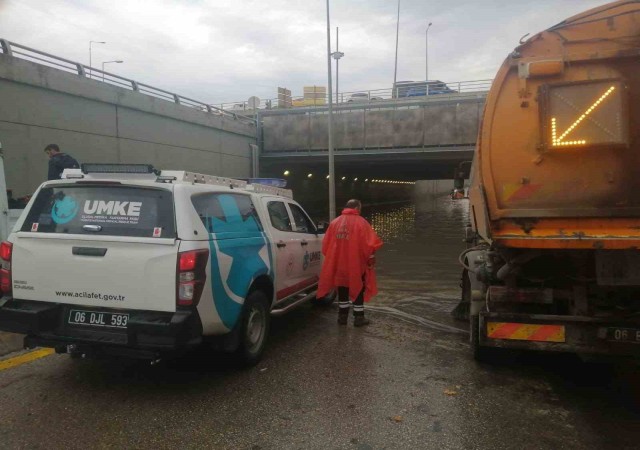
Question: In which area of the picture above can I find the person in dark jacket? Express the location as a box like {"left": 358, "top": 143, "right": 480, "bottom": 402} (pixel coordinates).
{"left": 44, "top": 144, "right": 79, "bottom": 180}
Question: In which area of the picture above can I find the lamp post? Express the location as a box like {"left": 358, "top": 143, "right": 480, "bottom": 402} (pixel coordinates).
{"left": 101, "top": 60, "right": 123, "bottom": 81}
{"left": 89, "top": 41, "right": 105, "bottom": 79}
{"left": 326, "top": 0, "right": 336, "bottom": 221}
{"left": 331, "top": 27, "right": 344, "bottom": 104}
{"left": 392, "top": 0, "right": 401, "bottom": 97}
{"left": 426, "top": 22, "right": 433, "bottom": 81}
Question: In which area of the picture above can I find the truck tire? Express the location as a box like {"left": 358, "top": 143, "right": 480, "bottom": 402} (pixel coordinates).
{"left": 451, "top": 269, "right": 471, "bottom": 321}
{"left": 470, "top": 314, "right": 496, "bottom": 363}
{"left": 234, "top": 290, "right": 270, "bottom": 367}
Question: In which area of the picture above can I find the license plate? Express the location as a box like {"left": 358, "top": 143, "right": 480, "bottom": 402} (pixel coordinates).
{"left": 607, "top": 327, "right": 640, "bottom": 344}
{"left": 68, "top": 310, "right": 129, "bottom": 329}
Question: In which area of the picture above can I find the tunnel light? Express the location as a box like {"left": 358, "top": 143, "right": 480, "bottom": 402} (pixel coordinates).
{"left": 307, "top": 173, "right": 313, "bottom": 178}
{"left": 283, "top": 170, "right": 290, "bottom": 176}
{"left": 341, "top": 176, "right": 346, "bottom": 180}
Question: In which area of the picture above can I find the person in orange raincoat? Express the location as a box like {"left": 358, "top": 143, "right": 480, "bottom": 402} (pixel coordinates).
{"left": 317, "top": 199, "right": 383, "bottom": 326}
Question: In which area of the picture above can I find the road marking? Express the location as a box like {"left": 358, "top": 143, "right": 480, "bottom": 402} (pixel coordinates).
{"left": 0, "top": 348, "right": 55, "bottom": 372}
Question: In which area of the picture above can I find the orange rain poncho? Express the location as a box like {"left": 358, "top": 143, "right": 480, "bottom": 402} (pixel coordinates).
{"left": 317, "top": 208, "right": 383, "bottom": 302}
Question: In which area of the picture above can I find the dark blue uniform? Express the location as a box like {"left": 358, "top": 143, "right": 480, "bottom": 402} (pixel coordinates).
{"left": 48, "top": 153, "right": 79, "bottom": 180}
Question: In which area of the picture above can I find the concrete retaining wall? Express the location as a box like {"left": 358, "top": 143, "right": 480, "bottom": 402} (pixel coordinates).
{"left": 415, "top": 179, "right": 455, "bottom": 196}
{"left": 0, "top": 55, "right": 257, "bottom": 196}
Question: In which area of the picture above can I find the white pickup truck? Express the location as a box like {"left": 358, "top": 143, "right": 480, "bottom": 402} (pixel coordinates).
{"left": 0, "top": 164, "right": 328, "bottom": 365}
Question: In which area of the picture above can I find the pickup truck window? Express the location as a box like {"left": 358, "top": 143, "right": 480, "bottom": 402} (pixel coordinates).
{"left": 20, "top": 185, "right": 176, "bottom": 238}
{"left": 267, "top": 201, "right": 292, "bottom": 232}
{"left": 191, "top": 193, "right": 262, "bottom": 233}
{"left": 289, "top": 203, "right": 316, "bottom": 233}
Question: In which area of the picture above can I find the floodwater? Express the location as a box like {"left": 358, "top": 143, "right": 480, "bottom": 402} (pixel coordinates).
{"left": 363, "top": 196, "right": 469, "bottom": 334}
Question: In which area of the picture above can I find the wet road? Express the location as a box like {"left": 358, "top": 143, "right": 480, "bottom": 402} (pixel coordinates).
{"left": 1, "top": 196, "right": 640, "bottom": 449}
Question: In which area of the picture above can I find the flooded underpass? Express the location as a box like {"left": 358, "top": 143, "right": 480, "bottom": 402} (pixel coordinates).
{"left": 364, "top": 197, "right": 468, "bottom": 335}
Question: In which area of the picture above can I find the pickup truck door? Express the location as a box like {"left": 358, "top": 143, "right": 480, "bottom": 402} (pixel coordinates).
{"left": 262, "top": 198, "right": 297, "bottom": 301}
{"left": 286, "top": 201, "right": 322, "bottom": 290}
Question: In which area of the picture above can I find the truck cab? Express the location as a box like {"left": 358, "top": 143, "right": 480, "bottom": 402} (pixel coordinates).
{"left": 0, "top": 164, "right": 326, "bottom": 365}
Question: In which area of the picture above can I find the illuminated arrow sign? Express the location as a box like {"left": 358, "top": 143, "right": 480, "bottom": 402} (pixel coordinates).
{"left": 545, "top": 80, "right": 626, "bottom": 149}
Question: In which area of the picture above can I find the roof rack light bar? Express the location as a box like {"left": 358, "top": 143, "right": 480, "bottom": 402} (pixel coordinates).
{"left": 82, "top": 163, "right": 155, "bottom": 174}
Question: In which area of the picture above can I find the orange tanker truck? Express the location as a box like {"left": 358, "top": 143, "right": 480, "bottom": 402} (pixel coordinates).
{"left": 459, "top": 1, "right": 640, "bottom": 361}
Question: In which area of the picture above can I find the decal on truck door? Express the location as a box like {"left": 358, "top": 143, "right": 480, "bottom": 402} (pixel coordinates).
{"left": 199, "top": 194, "right": 273, "bottom": 329}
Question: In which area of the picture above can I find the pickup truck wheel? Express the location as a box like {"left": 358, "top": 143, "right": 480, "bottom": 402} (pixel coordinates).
{"left": 235, "top": 290, "right": 270, "bottom": 367}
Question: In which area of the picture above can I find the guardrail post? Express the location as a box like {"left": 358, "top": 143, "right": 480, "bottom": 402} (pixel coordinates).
{"left": 76, "top": 64, "right": 86, "bottom": 77}
{"left": 173, "top": 94, "right": 180, "bottom": 104}
{"left": 0, "top": 39, "right": 13, "bottom": 57}
{"left": 206, "top": 105, "right": 212, "bottom": 113}
{"left": 131, "top": 81, "right": 139, "bottom": 92}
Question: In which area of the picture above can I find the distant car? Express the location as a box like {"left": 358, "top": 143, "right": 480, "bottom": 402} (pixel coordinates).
{"left": 394, "top": 81, "right": 457, "bottom": 98}
{"left": 347, "top": 93, "right": 370, "bottom": 103}
{"left": 346, "top": 93, "right": 384, "bottom": 103}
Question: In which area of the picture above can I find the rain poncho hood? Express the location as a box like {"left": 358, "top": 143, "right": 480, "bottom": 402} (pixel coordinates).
{"left": 317, "top": 208, "right": 383, "bottom": 302}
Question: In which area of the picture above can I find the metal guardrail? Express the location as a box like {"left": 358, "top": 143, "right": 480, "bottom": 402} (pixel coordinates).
{"left": 217, "top": 79, "right": 492, "bottom": 112}
{"left": 0, "top": 38, "right": 256, "bottom": 125}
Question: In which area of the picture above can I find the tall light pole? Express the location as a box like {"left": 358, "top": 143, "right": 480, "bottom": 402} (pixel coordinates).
{"left": 102, "top": 60, "right": 123, "bottom": 81}
{"left": 331, "top": 27, "right": 344, "bottom": 104}
{"left": 89, "top": 41, "right": 106, "bottom": 79}
{"left": 392, "top": 0, "right": 401, "bottom": 97}
{"left": 326, "top": 0, "right": 336, "bottom": 220}
{"left": 426, "top": 22, "right": 433, "bottom": 81}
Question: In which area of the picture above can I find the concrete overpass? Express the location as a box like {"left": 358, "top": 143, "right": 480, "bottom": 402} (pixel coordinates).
{"left": 0, "top": 38, "right": 485, "bottom": 202}
{"left": 257, "top": 93, "right": 487, "bottom": 181}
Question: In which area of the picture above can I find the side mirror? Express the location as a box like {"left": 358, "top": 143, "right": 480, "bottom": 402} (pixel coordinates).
{"left": 316, "top": 221, "right": 329, "bottom": 234}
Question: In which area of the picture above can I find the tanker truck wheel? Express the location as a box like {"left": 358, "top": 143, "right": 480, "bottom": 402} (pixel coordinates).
{"left": 470, "top": 314, "right": 496, "bottom": 363}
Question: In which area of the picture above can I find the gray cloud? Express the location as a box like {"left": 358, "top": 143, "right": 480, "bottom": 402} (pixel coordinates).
{"left": 0, "top": 0, "right": 607, "bottom": 103}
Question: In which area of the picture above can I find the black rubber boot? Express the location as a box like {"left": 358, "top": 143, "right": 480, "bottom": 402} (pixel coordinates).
{"left": 353, "top": 311, "right": 370, "bottom": 327}
{"left": 338, "top": 308, "right": 349, "bottom": 325}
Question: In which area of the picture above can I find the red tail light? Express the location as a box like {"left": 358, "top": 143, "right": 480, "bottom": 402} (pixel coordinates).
{"left": 177, "top": 249, "right": 209, "bottom": 307}
{"left": 0, "top": 241, "right": 12, "bottom": 262}
{"left": 0, "top": 241, "right": 12, "bottom": 295}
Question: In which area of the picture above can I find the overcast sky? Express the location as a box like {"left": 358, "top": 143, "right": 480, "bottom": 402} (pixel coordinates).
{"left": 0, "top": 0, "right": 607, "bottom": 104}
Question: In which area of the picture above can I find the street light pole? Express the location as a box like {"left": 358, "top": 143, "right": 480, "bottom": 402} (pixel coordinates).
{"left": 101, "top": 60, "right": 123, "bottom": 81}
{"left": 426, "top": 22, "right": 432, "bottom": 81}
{"left": 331, "top": 29, "right": 344, "bottom": 105}
{"left": 326, "top": 0, "right": 336, "bottom": 221}
{"left": 336, "top": 27, "right": 339, "bottom": 103}
{"left": 393, "top": 0, "right": 401, "bottom": 97}
{"left": 89, "top": 41, "right": 106, "bottom": 79}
